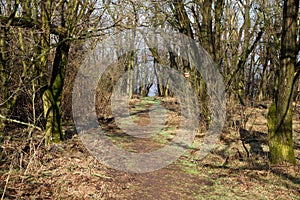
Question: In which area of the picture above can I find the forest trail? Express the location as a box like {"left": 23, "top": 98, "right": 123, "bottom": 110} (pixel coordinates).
{"left": 1, "top": 97, "right": 299, "bottom": 199}
{"left": 100, "top": 96, "right": 213, "bottom": 199}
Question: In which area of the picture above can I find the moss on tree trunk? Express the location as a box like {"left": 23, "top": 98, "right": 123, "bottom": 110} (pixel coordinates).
{"left": 267, "top": 0, "right": 298, "bottom": 165}
{"left": 268, "top": 102, "right": 296, "bottom": 164}
{"left": 43, "top": 41, "right": 70, "bottom": 146}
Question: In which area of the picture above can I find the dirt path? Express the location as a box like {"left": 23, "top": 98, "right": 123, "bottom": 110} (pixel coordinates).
{"left": 115, "top": 164, "right": 213, "bottom": 200}
{"left": 98, "top": 97, "right": 300, "bottom": 200}
{"left": 99, "top": 97, "right": 207, "bottom": 199}
{"left": 1, "top": 97, "right": 299, "bottom": 199}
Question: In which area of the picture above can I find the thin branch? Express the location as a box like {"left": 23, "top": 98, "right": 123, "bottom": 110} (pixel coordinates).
{"left": 0, "top": 16, "right": 68, "bottom": 36}
{"left": 1, "top": 163, "right": 13, "bottom": 200}
{"left": 0, "top": 114, "right": 42, "bottom": 131}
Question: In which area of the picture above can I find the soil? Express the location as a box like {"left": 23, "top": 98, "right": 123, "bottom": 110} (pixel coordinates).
{"left": 0, "top": 97, "right": 299, "bottom": 199}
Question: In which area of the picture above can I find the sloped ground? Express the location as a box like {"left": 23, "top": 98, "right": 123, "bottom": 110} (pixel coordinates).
{"left": 0, "top": 97, "right": 299, "bottom": 199}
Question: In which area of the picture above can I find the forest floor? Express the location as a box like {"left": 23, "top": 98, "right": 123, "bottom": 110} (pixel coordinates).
{"left": 0, "top": 97, "right": 300, "bottom": 199}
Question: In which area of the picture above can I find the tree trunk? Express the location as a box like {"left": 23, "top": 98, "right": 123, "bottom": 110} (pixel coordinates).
{"left": 258, "top": 44, "right": 269, "bottom": 101}
{"left": 43, "top": 40, "right": 70, "bottom": 145}
{"left": 267, "top": 0, "right": 298, "bottom": 164}
{"left": 0, "top": 29, "right": 9, "bottom": 135}
{"left": 126, "top": 52, "right": 134, "bottom": 99}
{"left": 213, "top": 0, "right": 224, "bottom": 65}
{"left": 173, "top": 0, "right": 209, "bottom": 119}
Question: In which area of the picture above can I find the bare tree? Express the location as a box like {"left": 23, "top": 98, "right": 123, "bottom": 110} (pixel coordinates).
{"left": 0, "top": 0, "right": 113, "bottom": 145}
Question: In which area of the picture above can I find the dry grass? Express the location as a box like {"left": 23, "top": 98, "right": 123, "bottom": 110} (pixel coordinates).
{"left": 0, "top": 98, "right": 299, "bottom": 199}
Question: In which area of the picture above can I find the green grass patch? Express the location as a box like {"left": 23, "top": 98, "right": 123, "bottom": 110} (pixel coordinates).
{"left": 178, "top": 159, "right": 199, "bottom": 175}
{"left": 152, "top": 127, "right": 175, "bottom": 144}
{"left": 133, "top": 97, "right": 161, "bottom": 107}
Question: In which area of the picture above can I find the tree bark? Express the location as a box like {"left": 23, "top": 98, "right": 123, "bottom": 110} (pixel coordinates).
{"left": 173, "top": 0, "right": 209, "bottom": 119}
{"left": 43, "top": 40, "right": 70, "bottom": 145}
{"left": 267, "top": 0, "right": 299, "bottom": 164}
